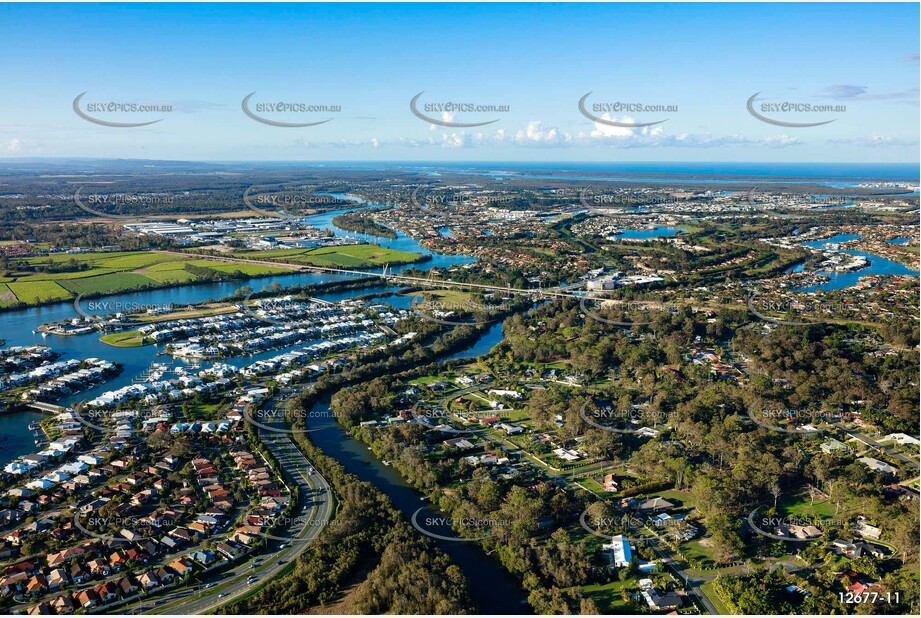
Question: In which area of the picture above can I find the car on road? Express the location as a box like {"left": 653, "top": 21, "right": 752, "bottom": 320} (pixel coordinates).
{"left": 219, "top": 593, "right": 229, "bottom": 598}
{"left": 277, "top": 560, "right": 285, "bottom": 565}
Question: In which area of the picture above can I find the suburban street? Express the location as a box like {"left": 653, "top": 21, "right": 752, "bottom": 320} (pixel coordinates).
{"left": 832, "top": 422, "right": 921, "bottom": 472}
{"left": 121, "top": 391, "right": 333, "bottom": 615}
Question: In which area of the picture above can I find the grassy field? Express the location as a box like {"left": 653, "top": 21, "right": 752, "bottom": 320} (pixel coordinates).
{"left": 294, "top": 245, "right": 421, "bottom": 268}
{"left": 6, "top": 280, "right": 73, "bottom": 304}
{"left": 0, "top": 250, "right": 294, "bottom": 309}
{"left": 581, "top": 578, "right": 639, "bottom": 612}
{"left": 655, "top": 489, "right": 697, "bottom": 511}
{"left": 16, "top": 267, "right": 120, "bottom": 281}
{"left": 141, "top": 262, "right": 202, "bottom": 283}
{"left": 680, "top": 539, "right": 718, "bottom": 569}
{"left": 187, "top": 260, "right": 290, "bottom": 276}
{"left": 59, "top": 273, "right": 160, "bottom": 295}
{"left": 573, "top": 476, "right": 607, "bottom": 496}
{"left": 236, "top": 243, "right": 422, "bottom": 269}
{"left": 0, "top": 284, "right": 19, "bottom": 308}
{"left": 700, "top": 581, "right": 734, "bottom": 615}
{"left": 1, "top": 244, "right": 423, "bottom": 310}
{"left": 99, "top": 330, "right": 153, "bottom": 347}
{"left": 777, "top": 493, "right": 841, "bottom": 519}
{"left": 402, "top": 289, "right": 475, "bottom": 305}
{"left": 182, "top": 402, "right": 225, "bottom": 420}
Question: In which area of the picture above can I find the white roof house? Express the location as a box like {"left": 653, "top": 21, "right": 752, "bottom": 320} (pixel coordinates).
{"left": 602, "top": 535, "right": 633, "bottom": 567}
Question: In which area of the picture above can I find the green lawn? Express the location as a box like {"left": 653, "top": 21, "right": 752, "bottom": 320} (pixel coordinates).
{"left": 141, "top": 262, "right": 203, "bottom": 283}
{"left": 100, "top": 330, "right": 153, "bottom": 347}
{"left": 7, "top": 280, "right": 72, "bottom": 304}
{"left": 402, "top": 289, "right": 476, "bottom": 306}
{"left": 17, "top": 267, "right": 119, "bottom": 281}
{"left": 700, "top": 581, "right": 734, "bottom": 615}
{"left": 582, "top": 578, "right": 640, "bottom": 613}
{"left": 187, "top": 260, "right": 290, "bottom": 276}
{"left": 59, "top": 273, "right": 160, "bottom": 295}
{"left": 0, "top": 250, "right": 304, "bottom": 309}
{"left": 681, "top": 539, "right": 718, "bottom": 569}
{"left": 777, "top": 493, "right": 841, "bottom": 519}
{"left": 655, "top": 489, "right": 697, "bottom": 511}
{"left": 237, "top": 243, "right": 422, "bottom": 269}
{"left": 574, "top": 476, "right": 607, "bottom": 496}
{"left": 182, "top": 402, "right": 225, "bottom": 420}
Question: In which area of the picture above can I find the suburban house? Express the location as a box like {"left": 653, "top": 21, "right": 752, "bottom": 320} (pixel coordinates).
{"left": 602, "top": 535, "right": 633, "bottom": 568}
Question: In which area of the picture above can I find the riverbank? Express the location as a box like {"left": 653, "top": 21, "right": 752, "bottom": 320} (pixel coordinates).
{"left": 0, "top": 242, "right": 428, "bottom": 315}
{"left": 331, "top": 212, "right": 398, "bottom": 239}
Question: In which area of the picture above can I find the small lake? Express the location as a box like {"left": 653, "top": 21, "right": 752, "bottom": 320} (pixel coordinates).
{"left": 616, "top": 226, "right": 682, "bottom": 240}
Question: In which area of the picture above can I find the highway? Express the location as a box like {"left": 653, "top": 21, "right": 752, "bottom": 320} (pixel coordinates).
{"left": 152, "top": 249, "right": 582, "bottom": 299}
{"left": 129, "top": 391, "right": 332, "bottom": 615}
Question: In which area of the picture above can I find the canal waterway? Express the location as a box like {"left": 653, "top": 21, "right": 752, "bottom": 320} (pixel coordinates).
{"left": 789, "top": 233, "right": 919, "bottom": 292}
{"left": 0, "top": 197, "right": 529, "bottom": 612}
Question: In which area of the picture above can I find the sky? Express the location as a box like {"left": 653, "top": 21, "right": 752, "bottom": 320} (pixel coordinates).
{"left": 0, "top": 2, "right": 918, "bottom": 163}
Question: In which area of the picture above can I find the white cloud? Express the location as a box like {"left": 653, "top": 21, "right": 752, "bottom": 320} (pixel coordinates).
{"left": 283, "top": 120, "right": 804, "bottom": 151}
{"left": 827, "top": 135, "right": 916, "bottom": 147}
{"left": 511, "top": 121, "right": 573, "bottom": 147}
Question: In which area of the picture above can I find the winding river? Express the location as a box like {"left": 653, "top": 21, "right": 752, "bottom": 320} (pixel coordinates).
{"left": 0, "top": 199, "right": 523, "bottom": 611}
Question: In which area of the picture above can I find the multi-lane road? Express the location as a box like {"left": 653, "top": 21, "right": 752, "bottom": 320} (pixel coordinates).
{"left": 123, "top": 391, "right": 332, "bottom": 615}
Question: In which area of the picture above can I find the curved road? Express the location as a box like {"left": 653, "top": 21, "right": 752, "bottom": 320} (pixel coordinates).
{"left": 128, "top": 391, "right": 332, "bottom": 615}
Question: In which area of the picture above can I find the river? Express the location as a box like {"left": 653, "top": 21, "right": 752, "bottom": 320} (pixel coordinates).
{"left": 0, "top": 410, "right": 46, "bottom": 464}
{"left": 306, "top": 396, "right": 528, "bottom": 613}
{"left": 0, "top": 198, "right": 529, "bottom": 611}
{"left": 0, "top": 196, "right": 474, "bottom": 418}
